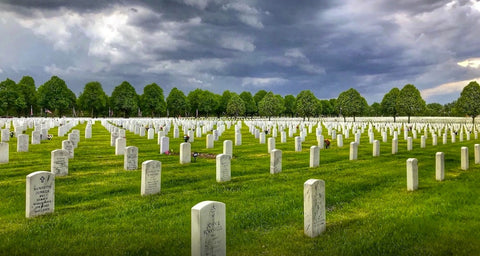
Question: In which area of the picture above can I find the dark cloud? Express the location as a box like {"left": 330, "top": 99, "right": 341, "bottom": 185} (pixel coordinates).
{"left": 1, "top": 0, "right": 480, "bottom": 104}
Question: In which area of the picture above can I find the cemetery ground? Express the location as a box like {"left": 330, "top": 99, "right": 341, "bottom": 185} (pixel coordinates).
{"left": 1, "top": 120, "right": 480, "bottom": 255}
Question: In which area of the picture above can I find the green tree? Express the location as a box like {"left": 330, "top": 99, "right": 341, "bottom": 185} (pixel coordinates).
{"left": 218, "top": 91, "right": 232, "bottom": 116}
{"left": 319, "top": 100, "right": 333, "bottom": 116}
{"left": 370, "top": 102, "right": 382, "bottom": 116}
{"left": 188, "top": 89, "right": 217, "bottom": 117}
{"left": 424, "top": 103, "right": 443, "bottom": 116}
{"left": 110, "top": 81, "right": 138, "bottom": 117}
{"left": 140, "top": 83, "right": 166, "bottom": 117}
{"left": 166, "top": 87, "right": 189, "bottom": 117}
{"left": 226, "top": 93, "right": 245, "bottom": 118}
{"left": 253, "top": 90, "right": 267, "bottom": 106}
{"left": 17, "top": 76, "right": 37, "bottom": 116}
{"left": 77, "top": 81, "right": 108, "bottom": 117}
{"left": 187, "top": 89, "right": 203, "bottom": 117}
{"left": 0, "top": 78, "right": 25, "bottom": 116}
{"left": 37, "top": 76, "right": 76, "bottom": 116}
{"left": 337, "top": 88, "right": 368, "bottom": 122}
{"left": 381, "top": 87, "right": 400, "bottom": 122}
{"left": 456, "top": 81, "right": 480, "bottom": 123}
{"left": 444, "top": 101, "right": 461, "bottom": 117}
{"left": 284, "top": 95, "right": 296, "bottom": 117}
{"left": 296, "top": 90, "right": 319, "bottom": 120}
{"left": 329, "top": 98, "right": 339, "bottom": 116}
{"left": 396, "top": 84, "right": 426, "bottom": 123}
{"left": 275, "top": 94, "right": 286, "bottom": 116}
{"left": 258, "top": 92, "right": 283, "bottom": 120}
{"left": 240, "top": 91, "right": 257, "bottom": 117}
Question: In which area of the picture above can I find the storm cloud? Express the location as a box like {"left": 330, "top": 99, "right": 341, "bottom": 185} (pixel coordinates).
{"left": 1, "top": 0, "right": 480, "bottom": 104}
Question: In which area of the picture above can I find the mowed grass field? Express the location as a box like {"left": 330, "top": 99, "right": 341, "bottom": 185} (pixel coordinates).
{"left": 1, "top": 119, "right": 479, "bottom": 255}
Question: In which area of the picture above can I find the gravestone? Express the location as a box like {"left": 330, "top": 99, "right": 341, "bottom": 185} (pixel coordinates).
{"left": 451, "top": 133, "right": 456, "bottom": 143}
{"left": 432, "top": 134, "right": 437, "bottom": 146}
{"left": 141, "top": 160, "right": 161, "bottom": 196}
{"left": 1, "top": 129, "right": 9, "bottom": 142}
{"left": 373, "top": 140, "right": 380, "bottom": 157}
{"left": 475, "top": 144, "right": 480, "bottom": 164}
{"left": 407, "top": 158, "right": 418, "bottom": 191}
{"left": 420, "top": 135, "right": 426, "bottom": 148}
{"left": 436, "top": 152, "right": 444, "bottom": 181}
{"left": 68, "top": 133, "right": 80, "bottom": 148}
{"left": 62, "top": 140, "right": 74, "bottom": 159}
{"left": 31, "top": 131, "right": 41, "bottom": 145}
{"left": 295, "top": 136, "right": 302, "bottom": 152}
{"left": 270, "top": 149, "right": 282, "bottom": 174}
{"left": 111, "top": 132, "right": 119, "bottom": 147}
{"left": 461, "top": 147, "right": 469, "bottom": 170}
{"left": 349, "top": 142, "right": 358, "bottom": 160}
{"left": 235, "top": 132, "right": 242, "bottom": 146}
{"left": 160, "top": 136, "right": 170, "bottom": 154}
{"left": 318, "top": 135, "right": 324, "bottom": 149}
{"left": 26, "top": 171, "right": 55, "bottom": 218}
{"left": 139, "top": 127, "right": 145, "bottom": 137}
{"left": 281, "top": 131, "right": 286, "bottom": 143}
{"left": 259, "top": 132, "right": 266, "bottom": 144}
{"left": 310, "top": 146, "right": 320, "bottom": 168}
{"left": 337, "top": 134, "right": 343, "bottom": 147}
{"left": 115, "top": 137, "right": 126, "bottom": 155}
{"left": 147, "top": 128, "right": 154, "bottom": 140}
{"left": 124, "top": 146, "right": 138, "bottom": 170}
{"left": 157, "top": 131, "right": 165, "bottom": 144}
{"left": 216, "top": 154, "right": 231, "bottom": 182}
{"left": 267, "top": 137, "right": 275, "bottom": 153}
{"left": 85, "top": 125, "right": 92, "bottom": 139}
{"left": 443, "top": 133, "right": 447, "bottom": 144}
{"left": 206, "top": 134, "right": 214, "bottom": 149}
{"left": 355, "top": 132, "right": 360, "bottom": 144}
{"left": 17, "top": 134, "right": 29, "bottom": 152}
{"left": 180, "top": 142, "right": 191, "bottom": 164}
{"left": 188, "top": 130, "right": 195, "bottom": 142}
{"left": 0, "top": 142, "right": 9, "bottom": 163}
{"left": 304, "top": 179, "right": 326, "bottom": 238}
{"left": 223, "top": 140, "right": 233, "bottom": 158}
{"left": 191, "top": 201, "right": 226, "bottom": 256}
{"left": 51, "top": 149, "right": 69, "bottom": 176}
{"left": 407, "top": 137, "right": 413, "bottom": 151}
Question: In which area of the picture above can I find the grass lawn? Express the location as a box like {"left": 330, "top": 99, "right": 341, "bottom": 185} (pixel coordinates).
{"left": 1, "top": 119, "right": 479, "bottom": 255}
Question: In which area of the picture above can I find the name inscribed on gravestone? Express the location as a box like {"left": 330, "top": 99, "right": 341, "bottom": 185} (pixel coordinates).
{"left": 141, "top": 160, "right": 161, "bottom": 196}
{"left": 26, "top": 171, "right": 55, "bottom": 218}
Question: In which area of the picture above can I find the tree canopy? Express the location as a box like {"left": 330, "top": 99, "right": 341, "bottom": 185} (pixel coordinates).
{"left": 37, "top": 76, "right": 76, "bottom": 116}
{"left": 226, "top": 93, "right": 245, "bottom": 118}
{"left": 240, "top": 91, "right": 257, "bottom": 117}
{"left": 296, "top": 90, "right": 318, "bottom": 120}
{"left": 396, "top": 84, "right": 426, "bottom": 123}
{"left": 456, "top": 81, "right": 480, "bottom": 123}
{"left": 77, "top": 81, "right": 108, "bottom": 117}
{"left": 337, "top": 88, "right": 368, "bottom": 121}
{"left": 110, "top": 81, "right": 138, "bottom": 117}
{"left": 258, "top": 91, "right": 283, "bottom": 120}
{"left": 381, "top": 87, "right": 400, "bottom": 122}
{"left": 0, "top": 78, "right": 25, "bottom": 117}
{"left": 140, "top": 83, "right": 166, "bottom": 117}
{"left": 166, "top": 87, "right": 189, "bottom": 117}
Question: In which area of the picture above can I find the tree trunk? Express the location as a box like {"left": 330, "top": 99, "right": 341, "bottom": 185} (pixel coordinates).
{"left": 393, "top": 115, "right": 396, "bottom": 123}
{"left": 408, "top": 115, "right": 411, "bottom": 123}
{"left": 343, "top": 116, "right": 346, "bottom": 122}
{"left": 353, "top": 115, "right": 356, "bottom": 122}
{"left": 473, "top": 116, "right": 476, "bottom": 124}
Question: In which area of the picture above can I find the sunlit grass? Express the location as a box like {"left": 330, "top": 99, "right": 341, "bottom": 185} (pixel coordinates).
{"left": 0, "top": 119, "right": 479, "bottom": 255}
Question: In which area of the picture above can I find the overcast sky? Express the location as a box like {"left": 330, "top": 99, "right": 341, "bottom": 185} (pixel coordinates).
{"left": 1, "top": 0, "right": 480, "bottom": 104}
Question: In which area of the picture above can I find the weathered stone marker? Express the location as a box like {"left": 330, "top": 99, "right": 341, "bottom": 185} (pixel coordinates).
{"left": 124, "top": 146, "right": 138, "bottom": 170}
{"left": 26, "top": 171, "right": 55, "bottom": 218}
{"left": 475, "top": 144, "right": 480, "bottom": 164}
{"left": 160, "top": 136, "right": 169, "bottom": 154}
{"left": 206, "top": 134, "right": 214, "bottom": 149}
{"left": 216, "top": 154, "right": 231, "bottom": 182}
{"left": 51, "top": 149, "right": 69, "bottom": 176}
{"left": 407, "top": 158, "right": 418, "bottom": 191}
{"left": 223, "top": 140, "right": 232, "bottom": 158}
{"left": 310, "top": 146, "right": 320, "bottom": 168}
{"left": 31, "top": 131, "right": 41, "bottom": 145}
{"left": 295, "top": 136, "right": 302, "bottom": 152}
{"left": 267, "top": 137, "right": 275, "bottom": 153}
{"left": 373, "top": 140, "right": 380, "bottom": 157}
{"left": 191, "top": 201, "right": 226, "bottom": 256}
{"left": 461, "top": 146, "right": 469, "bottom": 170}
{"left": 407, "top": 137, "right": 413, "bottom": 151}
{"left": 17, "top": 134, "right": 29, "bottom": 152}
{"left": 0, "top": 142, "right": 9, "bottom": 163}
{"left": 62, "top": 140, "right": 74, "bottom": 159}
{"left": 337, "top": 134, "right": 343, "bottom": 147}
{"left": 141, "top": 160, "right": 161, "bottom": 196}
{"left": 432, "top": 134, "right": 437, "bottom": 146}
{"left": 304, "top": 179, "right": 326, "bottom": 238}
{"left": 420, "top": 135, "right": 426, "bottom": 148}
{"left": 180, "top": 142, "right": 191, "bottom": 164}
{"left": 115, "top": 137, "right": 126, "bottom": 155}
{"left": 235, "top": 132, "right": 242, "bottom": 146}
{"left": 436, "top": 152, "right": 444, "bottom": 181}
{"left": 68, "top": 133, "right": 80, "bottom": 148}
{"left": 349, "top": 142, "right": 358, "bottom": 160}
{"left": 270, "top": 149, "right": 282, "bottom": 174}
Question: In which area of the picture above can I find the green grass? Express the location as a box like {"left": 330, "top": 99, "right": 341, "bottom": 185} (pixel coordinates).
{"left": 1, "top": 119, "right": 479, "bottom": 255}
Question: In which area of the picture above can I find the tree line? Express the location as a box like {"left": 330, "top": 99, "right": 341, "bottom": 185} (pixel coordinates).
{"left": 0, "top": 75, "right": 479, "bottom": 123}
